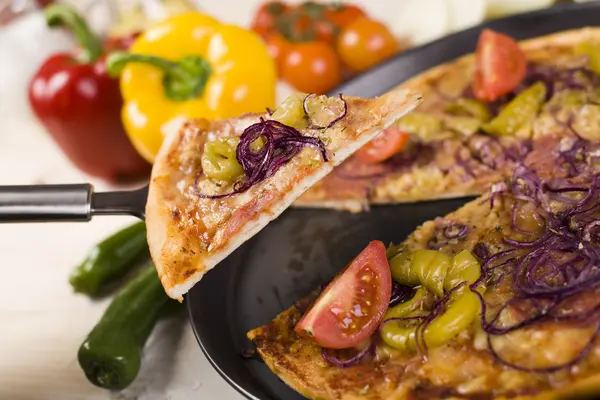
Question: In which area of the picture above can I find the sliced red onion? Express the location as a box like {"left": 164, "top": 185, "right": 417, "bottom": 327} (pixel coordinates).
{"left": 389, "top": 282, "right": 414, "bottom": 307}
{"left": 196, "top": 118, "right": 327, "bottom": 199}
{"left": 444, "top": 223, "right": 468, "bottom": 239}
{"left": 321, "top": 337, "right": 377, "bottom": 368}
{"left": 428, "top": 222, "right": 469, "bottom": 249}
{"left": 583, "top": 221, "right": 600, "bottom": 243}
{"left": 472, "top": 242, "right": 490, "bottom": 260}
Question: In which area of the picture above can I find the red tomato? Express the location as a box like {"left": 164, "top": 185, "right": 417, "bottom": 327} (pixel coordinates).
{"left": 314, "top": 20, "right": 336, "bottom": 45}
{"left": 265, "top": 33, "right": 291, "bottom": 72}
{"left": 337, "top": 18, "right": 399, "bottom": 72}
{"left": 325, "top": 4, "right": 366, "bottom": 28}
{"left": 295, "top": 241, "right": 392, "bottom": 349}
{"left": 281, "top": 41, "right": 341, "bottom": 94}
{"left": 472, "top": 29, "right": 527, "bottom": 102}
{"left": 356, "top": 126, "right": 409, "bottom": 164}
{"left": 251, "top": 1, "right": 290, "bottom": 38}
{"left": 288, "top": 12, "right": 335, "bottom": 45}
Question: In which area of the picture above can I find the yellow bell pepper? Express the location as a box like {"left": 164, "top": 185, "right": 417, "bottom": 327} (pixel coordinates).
{"left": 107, "top": 12, "right": 276, "bottom": 162}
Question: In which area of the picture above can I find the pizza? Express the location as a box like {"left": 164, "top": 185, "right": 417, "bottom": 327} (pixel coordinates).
{"left": 145, "top": 89, "right": 422, "bottom": 299}
{"left": 247, "top": 28, "right": 600, "bottom": 400}
{"left": 248, "top": 135, "right": 600, "bottom": 399}
{"left": 295, "top": 27, "right": 600, "bottom": 213}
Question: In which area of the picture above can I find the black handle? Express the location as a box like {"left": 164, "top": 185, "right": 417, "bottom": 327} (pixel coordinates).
{"left": 0, "top": 184, "right": 147, "bottom": 222}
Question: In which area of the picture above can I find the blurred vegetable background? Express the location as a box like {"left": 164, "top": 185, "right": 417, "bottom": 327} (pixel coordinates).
{"left": 0, "top": 0, "right": 591, "bottom": 181}
{"left": 0, "top": 0, "right": 596, "bottom": 399}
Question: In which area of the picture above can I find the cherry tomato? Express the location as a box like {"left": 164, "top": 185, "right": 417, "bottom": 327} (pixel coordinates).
{"left": 337, "top": 17, "right": 399, "bottom": 72}
{"left": 281, "top": 41, "right": 341, "bottom": 94}
{"left": 314, "top": 20, "right": 336, "bottom": 45}
{"left": 295, "top": 241, "right": 392, "bottom": 349}
{"left": 265, "top": 33, "right": 291, "bottom": 72}
{"left": 325, "top": 4, "right": 366, "bottom": 28}
{"left": 472, "top": 29, "right": 527, "bottom": 102}
{"left": 286, "top": 9, "right": 335, "bottom": 45}
{"left": 251, "top": 1, "right": 290, "bottom": 38}
{"left": 356, "top": 126, "right": 409, "bottom": 164}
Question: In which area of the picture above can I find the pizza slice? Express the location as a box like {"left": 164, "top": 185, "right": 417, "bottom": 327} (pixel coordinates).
{"left": 296, "top": 27, "right": 600, "bottom": 212}
{"left": 146, "top": 89, "right": 422, "bottom": 299}
{"left": 248, "top": 132, "right": 600, "bottom": 399}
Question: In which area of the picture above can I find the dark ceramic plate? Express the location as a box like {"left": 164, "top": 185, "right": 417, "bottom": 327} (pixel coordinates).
{"left": 187, "top": 3, "right": 600, "bottom": 400}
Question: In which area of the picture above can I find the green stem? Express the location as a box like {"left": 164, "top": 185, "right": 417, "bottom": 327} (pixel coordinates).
{"left": 44, "top": 4, "right": 103, "bottom": 64}
{"left": 106, "top": 51, "right": 212, "bottom": 102}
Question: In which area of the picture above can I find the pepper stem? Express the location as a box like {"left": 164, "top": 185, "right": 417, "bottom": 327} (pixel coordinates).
{"left": 106, "top": 52, "right": 212, "bottom": 102}
{"left": 44, "top": 4, "right": 103, "bottom": 64}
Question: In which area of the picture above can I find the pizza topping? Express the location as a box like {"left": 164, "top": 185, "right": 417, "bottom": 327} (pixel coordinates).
{"left": 295, "top": 241, "right": 392, "bottom": 350}
{"left": 355, "top": 126, "right": 410, "bottom": 164}
{"left": 557, "top": 137, "right": 600, "bottom": 178}
{"left": 574, "top": 41, "right": 600, "bottom": 75}
{"left": 321, "top": 338, "right": 377, "bottom": 368}
{"left": 397, "top": 113, "right": 445, "bottom": 142}
{"left": 482, "top": 81, "right": 547, "bottom": 137}
{"left": 200, "top": 137, "right": 244, "bottom": 182}
{"left": 445, "top": 98, "right": 491, "bottom": 122}
{"left": 472, "top": 29, "right": 527, "bottom": 102}
{"left": 303, "top": 93, "right": 348, "bottom": 129}
{"left": 443, "top": 116, "right": 482, "bottom": 137}
{"left": 389, "top": 281, "right": 415, "bottom": 307}
{"left": 196, "top": 118, "right": 328, "bottom": 199}
{"left": 427, "top": 221, "right": 469, "bottom": 250}
{"left": 472, "top": 165, "right": 600, "bottom": 372}
{"left": 385, "top": 286, "right": 430, "bottom": 320}
{"left": 270, "top": 92, "right": 309, "bottom": 128}
{"left": 381, "top": 250, "right": 483, "bottom": 352}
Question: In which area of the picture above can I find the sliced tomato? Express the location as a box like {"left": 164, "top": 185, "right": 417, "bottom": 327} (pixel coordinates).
{"left": 356, "top": 126, "right": 409, "bottom": 164}
{"left": 472, "top": 29, "right": 527, "bottom": 102}
{"left": 294, "top": 241, "right": 392, "bottom": 349}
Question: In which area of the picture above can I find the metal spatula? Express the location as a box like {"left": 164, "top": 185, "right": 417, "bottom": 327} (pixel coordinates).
{"left": 0, "top": 184, "right": 147, "bottom": 222}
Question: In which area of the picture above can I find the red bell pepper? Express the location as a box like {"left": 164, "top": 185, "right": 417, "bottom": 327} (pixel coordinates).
{"left": 28, "top": 4, "right": 150, "bottom": 182}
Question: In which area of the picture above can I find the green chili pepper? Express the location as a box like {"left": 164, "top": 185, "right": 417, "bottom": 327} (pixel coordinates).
{"left": 445, "top": 98, "right": 491, "bottom": 122}
{"left": 69, "top": 222, "right": 148, "bottom": 295}
{"left": 78, "top": 264, "right": 173, "bottom": 390}
{"left": 422, "top": 287, "right": 481, "bottom": 348}
{"left": 482, "top": 81, "right": 547, "bottom": 137}
{"left": 409, "top": 249, "right": 452, "bottom": 298}
{"left": 575, "top": 41, "right": 600, "bottom": 75}
{"left": 444, "top": 115, "right": 482, "bottom": 137}
{"left": 397, "top": 113, "right": 444, "bottom": 142}
{"left": 389, "top": 250, "right": 418, "bottom": 286}
{"left": 444, "top": 250, "right": 481, "bottom": 291}
{"left": 382, "top": 251, "right": 483, "bottom": 352}
{"left": 380, "top": 318, "right": 420, "bottom": 352}
{"left": 271, "top": 92, "right": 308, "bottom": 129}
{"left": 201, "top": 137, "right": 244, "bottom": 182}
{"left": 384, "top": 287, "right": 428, "bottom": 320}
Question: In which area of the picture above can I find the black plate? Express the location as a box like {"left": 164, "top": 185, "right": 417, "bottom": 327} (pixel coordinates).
{"left": 188, "top": 3, "right": 600, "bottom": 400}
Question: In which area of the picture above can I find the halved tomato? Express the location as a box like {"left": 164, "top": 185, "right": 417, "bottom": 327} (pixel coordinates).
{"left": 356, "top": 126, "right": 409, "bottom": 164}
{"left": 294, "top": 241, "right": 392, "bottom": 349}
{"left": 472, "top": 29, "right": 527, "bottom": 102}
